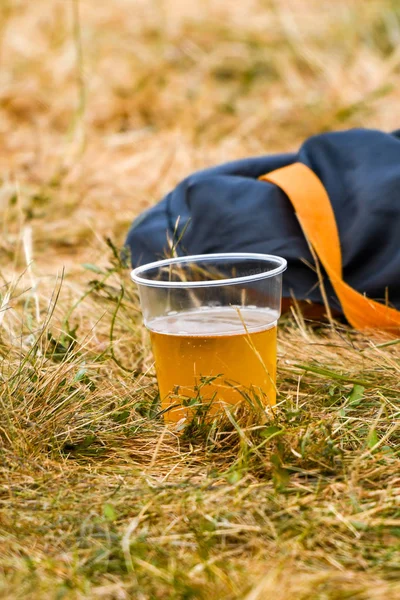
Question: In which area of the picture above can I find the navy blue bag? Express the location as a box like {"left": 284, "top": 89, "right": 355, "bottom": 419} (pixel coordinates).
{"left": 125, "top": 128, "right": 400, "bottom": 314}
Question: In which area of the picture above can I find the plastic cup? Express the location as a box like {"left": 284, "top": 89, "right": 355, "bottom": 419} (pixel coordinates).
{"left": 131, "top": 253, "right": 287, "bottom": 423}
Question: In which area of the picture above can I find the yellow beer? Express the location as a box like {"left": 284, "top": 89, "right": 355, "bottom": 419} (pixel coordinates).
{"left": 148, "top": 306, "right": 278, "bottom": 422}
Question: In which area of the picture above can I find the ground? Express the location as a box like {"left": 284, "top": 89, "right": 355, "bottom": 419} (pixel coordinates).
{"left": 1, "top": 0, "right": 400, "bottom": 598}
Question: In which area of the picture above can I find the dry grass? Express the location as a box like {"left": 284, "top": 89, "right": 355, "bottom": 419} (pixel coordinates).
{"left": 1, "top": 0, "right": 400, "bottom": 598}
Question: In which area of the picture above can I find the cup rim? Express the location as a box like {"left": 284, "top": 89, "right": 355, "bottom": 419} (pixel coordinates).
{"left": 131, "top": 252, "right": 287, "bottom": 289}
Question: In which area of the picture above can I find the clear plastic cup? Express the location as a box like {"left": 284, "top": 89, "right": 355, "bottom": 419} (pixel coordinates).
{"left": 131, "top": 253, "right": 287, "bottom": 423}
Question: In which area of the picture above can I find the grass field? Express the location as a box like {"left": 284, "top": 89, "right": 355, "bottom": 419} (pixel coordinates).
{"left": 1, "top": 0, "right": 400, "bottom": 598}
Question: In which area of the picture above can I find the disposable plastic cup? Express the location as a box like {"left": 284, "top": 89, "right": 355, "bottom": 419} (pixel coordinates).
{"left": 131, "top": 253, "right": 287, "bottom": 423}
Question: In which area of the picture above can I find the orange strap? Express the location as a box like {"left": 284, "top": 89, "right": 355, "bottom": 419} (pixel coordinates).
{"left": 260, "top": 163, "right": 400, "bottom": 333}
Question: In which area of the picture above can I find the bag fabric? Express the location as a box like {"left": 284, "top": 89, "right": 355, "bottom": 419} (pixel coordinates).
{"left": 125, "top": 128, "right": 400, "bottom": 314}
